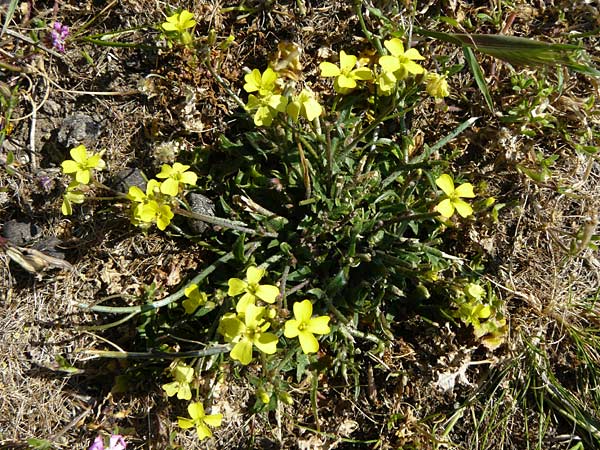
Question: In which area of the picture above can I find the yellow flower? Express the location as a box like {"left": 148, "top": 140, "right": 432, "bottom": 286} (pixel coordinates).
{"left": 161, "top": 10, "right": 196, "bottom": 34}
{"left": 245, "top": 93, "right": 288, "bottom": 127}
{"left": 182, "top": 284, "right": 208, "bottom": 314}
{"left": 319, "top": 50, "right": 373, "bottom": 93}
{"left": 287, "top": 89, "right": 323, "bottom": 122}
{"left": 61, "top": 181, "right": 85, "bottom": 215}
{"left": 178, "top": 401, "right": 222, "bottom": 441}
{"left": 228, "top": 266, "right": 279, "bottom": 313}
{"left": 379, "top": 38, "right": 425, "bottom": 81}
{"left": 138, "top": 200, "right": 174, "bottom": 230}
{"left": 425, "top": 72, "right": 450, "bottom": 98}
{"left": 243, "top": 68, "right": 279, "bottom": 96}
{"left": 284, "top": 300, "right": 331, "bottom": 354}
{"left": 61, "top": 145, "right": 105, "bottom": 184}
{"left": 156, "top": 162, "right": 198, "bottom": 196}
{"left": 434, "top": 174, "right": 475, "bottom": 218}
{"left": 218, "top": 304, "right": 278, "bottom": 365}
{"left": 162, "top": 362, "right": 194, "bottom": 400}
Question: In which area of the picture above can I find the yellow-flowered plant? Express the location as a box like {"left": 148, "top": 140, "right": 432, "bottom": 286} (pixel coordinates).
{"left": 227, "top": 266, "right": 280, "bottom": 313}
{"left": 434, "top": 174, "right": 475, "bottom": 218}
{"left": 319, "top": 50, "right": 373, "bottom": 94}
{"left": 162, "top": 362, "right": 194, "bottom": 400}
{"left": 284, "top": 300, "right": 331, "bottom": 354}
{"left": 287, "top": 89, "right": 323, "bottom": 122}
{"left": 243, "top": 68, "right": 288, "bottom": 127}
{"left": 425, "top": 72, "right": 450, "bottom": 99}
{"left": 218, "top": 303, "right": 278, "bottom": 365}
{"left": 378, "top": 38, "right": 425, "bottom": 81}
{"left": 127, "top": 180, "right": 174, "bottom": 231}
{"left": 61, "top": 181, "right": 85, "bottom": 216}
{"left": 246, "top": 93, "right": 288, "bottom": 127}
{"left": 243, "top": 68, "right": 279, "bottom": 96}
{"left": 182, "top": 284, "right": 208, "bottom": 314}
{"left": 161, "top": 10, "right": 195, "bottom": 45}
{"left": 156, "top": 162, "right": 198, "bottom": 196}
{"left": 61, "top": 144, "right": 105, "bottom": 184}
{"left": 178, "top": 401, "right": 222, "bottom": 441}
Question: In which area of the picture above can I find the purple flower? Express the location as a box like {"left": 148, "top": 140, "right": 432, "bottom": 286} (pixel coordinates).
{"left": 88, "top": 435, "right": 127, "bottom": 450}
{"left": 50, "top": 21, "right": 69, "bottom": 52}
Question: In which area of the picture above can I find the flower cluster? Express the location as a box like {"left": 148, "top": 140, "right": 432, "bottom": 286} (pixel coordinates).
{"left": 161, "top": 9, "right": 196, "bottom": 46}
{"left": 318, "top": 38, "right": 449, "bottom": 99}
{"left": 127, "top": 162, "right": 197, "bottom": 230}
{"left": 60, "top": 145, "right": 105, "bottom": 215}
{"left": 218, "top": 266, "right": 331, "bottom": 365}
{"left": 51, "top": 21, "right": 69, "bottom": 52}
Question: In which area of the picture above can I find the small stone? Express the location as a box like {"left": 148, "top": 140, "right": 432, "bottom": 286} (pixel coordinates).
{"left": 110, "top": 167, "right": 147, "bottom": 193}
{"left": 187, "top": 192, "right": 215, "bottom": 234}
{"left": 58, "top": 113, "right": 101, "bottom": 148}
{"left": 2, "top": 220, "right": 39, "bottom": 246}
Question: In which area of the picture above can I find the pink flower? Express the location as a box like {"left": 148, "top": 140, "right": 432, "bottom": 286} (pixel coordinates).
{"left": 88, "top": 435, "right": 126, "bottom": 450}
{"left": 51, "top": 22, "right": 69, "bottom": 52}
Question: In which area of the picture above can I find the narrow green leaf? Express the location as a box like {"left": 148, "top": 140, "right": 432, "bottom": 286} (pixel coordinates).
{"left": 411, "top": 117, "right": 479, "bottom": 163}
{"left": 1, "top": 0, "right": 18, "bottom": 37}
{"left": 464, "top": 46, "right": 495, "bottom": 112}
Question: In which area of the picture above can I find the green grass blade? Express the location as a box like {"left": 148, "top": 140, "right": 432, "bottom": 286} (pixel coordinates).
{"left": 1, "top": 0, "right": 18, "bottom": 37}
{"left": 463, "top": 46, "right": 495, "bottom": 112}
{"left": 412, "top": 116, "right": 479, "bottom": 163}
{"left": 416, "top": 28, "right": 600, "bottom": 77}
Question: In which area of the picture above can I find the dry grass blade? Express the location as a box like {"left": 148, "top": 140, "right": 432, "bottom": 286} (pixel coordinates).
{"left": 416, "top": 28, "right": 600, "bottom": 77}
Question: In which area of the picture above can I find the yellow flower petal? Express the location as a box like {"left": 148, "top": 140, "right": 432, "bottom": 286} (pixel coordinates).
{"left": 244, "top": 69, "right": 262, "bottom": 92}
{"left": 293, "top": 300, "right": 313, "bottom": 323}
{"left": 379, "top": 55, "right": 400, "bottom": 73}
{"left": 255, "top": 284, "right": 279, "bottom": 303}
{"left": 351, "top": 67, "right": 374, "bottom": 81}
{"left": 319, "top": 61, "right": 341, "bottom": 77}
{"left": 435, "top": 174, "right": 455, "bottom": 196}
{"left": 299, "top": 331, "right": 319, "bottom": 354}
{"left": 384, "top": 38, "right": 404, "bottom": 57}
{"left": 162, "top": 381, "right": 179, "bottom": 397}
{"left": 454, "top": 199, "right": 473, "bottom": 218}
{"left": 435, "top": 198, "right": 455, "bottom": 218}
{"left": 307, "top": 316, "right": 331, "bottom": 335}
{"left": 196, "top": 422, "right": 212, "bottom": 440}
{"left": 177, "top": 383, "right": 192, "bottom": 400}
{"left": 404, "top": 48, "right": 425, "bottom": 60}
{"left": 203, "top": 413, "right": 223, "bottom": 428}
{"left": 178, "top": 417, "right": 195, "bottom": 429}
{"left": 454, "top": 182, "right": 475, "bottom": 198}
{"left": 70, "top": 145, "right": 88, "bottom": 163}
{"left": 246, "top": 266, "right": 265, "bottom": 285}
{"left": 75, "top": 169, "right": 91, "bottom": 184}
{"left": 231, "top": 339, "right": 253, "bottom": 365}
{"left": 188, "top": 402, "right": 205, "bottom": 420}
{"left": 336, "top": 74, "right": 357, "bottom": 89}
{"left": 255, "top": 332, "right": 278, "bottom": 354}
{"left": 228, "top": 278, "right": 246, "bottom": 296}
{"left": 284, "top": 319, "right": 300, "bottom": 338}
{"left": 160, "top": 177, "right": 179, "bottom": 196}
{"left": 61, "top": 160, "right": 79, "bottom": 174}
{"left": 339, "top": 50, "right": 357, "bottom": 72}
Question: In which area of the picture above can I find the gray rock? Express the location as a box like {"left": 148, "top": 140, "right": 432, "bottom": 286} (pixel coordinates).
{"left": 2, "top": 220, "right": 39, "bottom": 246}
{"left": 111, "top": 167, "right": 146, "bottom": 193}
{"left": 187, "top": 192, "right": 215, "bottom": 234}
{"left": 57, "top": 113, "right": 101, "bottom": 148}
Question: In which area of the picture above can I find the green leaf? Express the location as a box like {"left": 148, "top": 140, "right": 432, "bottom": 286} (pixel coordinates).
{"left": 412, "top": 117, "right": 479, "bottom": 163}
{"left": 233, "top": 233, "right": 246, "bottom": 262}
{"left": 1, "top": 0, "right": 18, "bottom": 38}
{"left": 463, "top": 47, "right": 495, "bottom": 112}
{"left": 27, "top": 438, "right": 55, "bottom": 450}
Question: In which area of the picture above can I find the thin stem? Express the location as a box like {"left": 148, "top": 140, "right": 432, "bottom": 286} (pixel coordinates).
{"left": 80, "top": 345, "right": 231, "bottom": 359}
{"left": 77, "top": 241, "right": 261, "bottom": 313}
